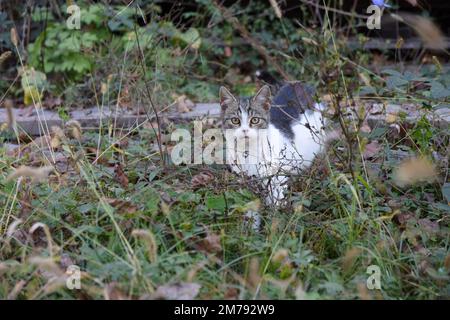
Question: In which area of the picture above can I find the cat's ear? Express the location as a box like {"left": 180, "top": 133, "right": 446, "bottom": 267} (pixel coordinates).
{"left": 219, "top": 86, "right": 237, "bottom": 110}
{"left": 252, "top": 85, "right": 271, "bottom": 111}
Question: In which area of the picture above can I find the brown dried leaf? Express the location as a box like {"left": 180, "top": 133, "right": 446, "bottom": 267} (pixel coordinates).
{"left": 224, "top": 287, "right": 239, "bottom": 300}
{"left": 198, "top": 230, "right": 222, "bottom": 254}
{"left": 418, "top": 218, "right": 439, "bottom": 236}
{"left": 104, "top": 198, "right": 137, "bottom": 214}
{"left": 363, "top": 141, "right": 381, "bottom": 159}
{"left": 104, "top": 282, "right": 129, "bottom": 300}
{"left": 114, "top": 163, "right": 129, "bottom": 188}
{"left": 224, "top": 46, "right": 232, "bottom": 57}
{"left": 191, "top": 171, "right": 215, "bottom": 190}
{"left": 395, "top": 212, "right": 416, "bottom": 228}
{"left": 176, "top": 95, "right": 192, "bottom": 113}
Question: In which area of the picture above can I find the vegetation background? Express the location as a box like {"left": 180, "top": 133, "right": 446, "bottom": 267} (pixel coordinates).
{"left": 0, "top": 0, "right": 449, "bottom": 299}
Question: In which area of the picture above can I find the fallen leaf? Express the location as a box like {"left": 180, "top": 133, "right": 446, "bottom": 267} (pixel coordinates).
{"left": 191, "top": 171, "right": 215, "bottom": 190}
{"left": 176, "top": 95, "right": 192, "bottom": 113}
{"left": 363, "top": 141, "right": 381, "bottom": 159}
{"left": 154, "top": 282, "right": 201, "bottom": 300}
{"left": 395, "top": 212, "right": 416, "bottom": 228}
{"left": 114, "top": 163, "right": 129, "bottom": 188}
{"left": 198, "top": 229, "right": 222, "bottom": 254}
{"left": 104, "top": 198, "right": 138, "bottom": 214}
{"left": 224, "top": 287, "right": 239, "bottom": 299}
{"left": 418, "top": 218, "right": 439, "bottom": 236}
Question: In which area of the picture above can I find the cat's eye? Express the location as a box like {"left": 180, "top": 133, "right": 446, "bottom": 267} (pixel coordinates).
{"left": 250, "top": 117, "right": 261, "bottom": 125}
{"left": 231, "top": 117, "right": 240, "bottom": 125}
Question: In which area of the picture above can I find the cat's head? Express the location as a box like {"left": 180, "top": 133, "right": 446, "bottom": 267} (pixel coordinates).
{"left": 219, "top": 85, "right": 272, "bottom": 140}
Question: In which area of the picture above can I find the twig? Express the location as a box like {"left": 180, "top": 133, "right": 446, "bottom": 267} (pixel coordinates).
{"left": 133, "top": 6, "right": 165, "bottom": 165}
{"left": 211, "top": 0, "right": 293, "bottom": 81}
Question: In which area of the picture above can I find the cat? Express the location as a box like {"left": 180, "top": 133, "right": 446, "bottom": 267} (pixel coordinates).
{"left": 219, "top": 82, "right": 325, "bottom": 226}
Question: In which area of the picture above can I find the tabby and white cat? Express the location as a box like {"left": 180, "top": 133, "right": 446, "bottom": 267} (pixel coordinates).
{"left": 219, "top": 82, "right": 325, "bottom": 211}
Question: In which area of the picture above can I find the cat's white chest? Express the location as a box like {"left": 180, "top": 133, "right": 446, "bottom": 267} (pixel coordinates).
{"left": 226, "top": 115, "right": 323, "bottom": 178}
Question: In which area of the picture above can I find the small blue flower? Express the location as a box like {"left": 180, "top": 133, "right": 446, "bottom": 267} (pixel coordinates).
{"left": 371, "top": 0, "right": 392, "bottom": 8}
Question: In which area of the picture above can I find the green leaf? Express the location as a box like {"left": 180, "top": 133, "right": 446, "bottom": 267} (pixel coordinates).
{"left": 205, "top": 193, "right": 226, "bottom": 212}
{"left": 359, "top": 86, "right": 377, "bottom": 95}
{"left": 386, "top": 76, "right": 408, "bottom": 90}
{"left": 173, "top": 27, "right": 202, "bottom": 50}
